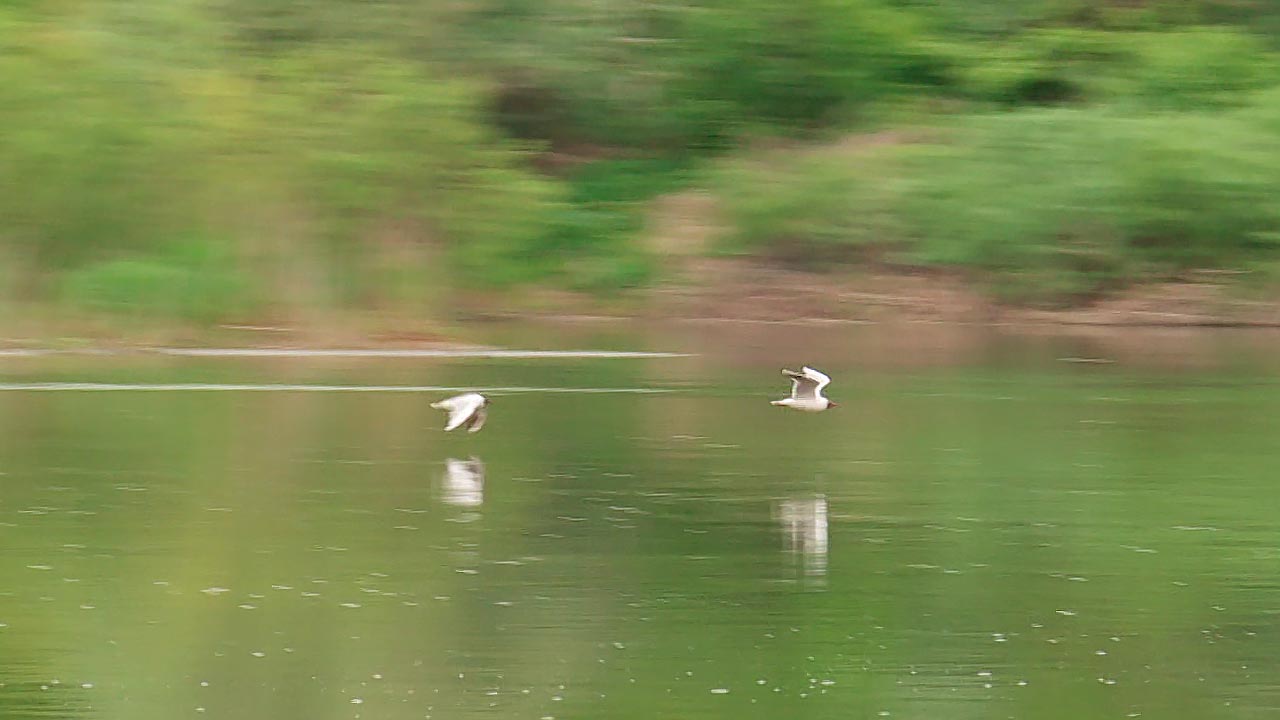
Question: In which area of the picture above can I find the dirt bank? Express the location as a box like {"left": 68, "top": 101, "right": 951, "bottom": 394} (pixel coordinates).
{"left": 5, "top": 261, "right": 1278, "bottom": 353}
{"left": 645, "top": 259, "right": 1280, "bottom": 328}
{"left": 461, "top": 252, "right": 1280, "bottom": 329}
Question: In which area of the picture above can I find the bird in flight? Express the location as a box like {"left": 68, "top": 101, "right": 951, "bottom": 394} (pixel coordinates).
{"left": 771, "top": 366, "right": 838, "bottom": 412}
{"left": 431, "top": 392, "right": 490, "bottom": 432}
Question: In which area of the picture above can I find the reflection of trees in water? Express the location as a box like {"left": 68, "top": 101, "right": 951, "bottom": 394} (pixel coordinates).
{"left": 0, "top": 666, "right": 87, "bottom": 719}
{"left": 774, "top": 494, "right": 828, "bottom": 585}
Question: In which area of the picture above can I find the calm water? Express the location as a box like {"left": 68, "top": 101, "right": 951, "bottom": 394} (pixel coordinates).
{"left": 2, "top": 324, "right": 1280, "bottom": 719}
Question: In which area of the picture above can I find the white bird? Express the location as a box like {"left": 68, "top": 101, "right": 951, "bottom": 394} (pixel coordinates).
{"left": 771, "top": 366, "right": 838, "bottom": 412}
{"left": 430, "top": 392, "right": 490, "bottom": 432}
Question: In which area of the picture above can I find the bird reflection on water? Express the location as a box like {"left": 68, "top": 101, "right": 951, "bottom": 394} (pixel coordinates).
{"left": 439, "top": 457, "right": 485, "bottom": 514}
{"left": 774, "top": 494, "right": 829, "bottom": 586}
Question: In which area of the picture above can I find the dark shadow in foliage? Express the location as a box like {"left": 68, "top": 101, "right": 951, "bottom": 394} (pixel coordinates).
{"left": 491, "top": 81, "right": 577, "bottom": 147}
{"left": 1013, "top": 76, "right": 1081, "bottom": 105}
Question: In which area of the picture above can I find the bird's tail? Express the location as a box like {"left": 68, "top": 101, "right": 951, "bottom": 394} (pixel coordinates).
{"left": 429, "top": 401, "right": 445, "bottom": 409}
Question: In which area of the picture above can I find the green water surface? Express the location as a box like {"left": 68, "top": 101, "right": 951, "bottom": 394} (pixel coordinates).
{"left": 1, "top": 326, "right": 1279, "bottom": 719}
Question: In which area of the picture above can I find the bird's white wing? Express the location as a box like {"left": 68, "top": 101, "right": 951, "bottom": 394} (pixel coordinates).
{"left": 434, "top": 393, "right": 485, "bottom": 431}
{"left": 801, "top": 366, "right": 832, "bottom": 394}
{"left": 443, "top": 405, "right": 473, "bottom": 432}
{"left": 783, "top": 369, "right": 819, "bottom": 399}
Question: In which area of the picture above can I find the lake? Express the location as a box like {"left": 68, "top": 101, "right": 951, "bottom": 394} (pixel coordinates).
{"left": 2, "top": 322, "right": 1279, "bottom": 719}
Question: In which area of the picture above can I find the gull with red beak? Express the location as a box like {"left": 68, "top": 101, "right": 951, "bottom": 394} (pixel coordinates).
{"left": 771, "top": 366, "right": 838, "bottom": 412}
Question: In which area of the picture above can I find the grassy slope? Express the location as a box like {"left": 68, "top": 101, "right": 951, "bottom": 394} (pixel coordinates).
{"left": 3, "top": 1, "right": 1280, "bottom": 339}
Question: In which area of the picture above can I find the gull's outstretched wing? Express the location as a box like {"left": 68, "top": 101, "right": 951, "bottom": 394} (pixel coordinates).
{"left": 783, "top": 368, "right": 820, "bottom": 400}
{"left": 801, "top": 366, "right": 832, "bottom": 395}
{"left": 432, "top": 393, "right": 486, "bottom": 432}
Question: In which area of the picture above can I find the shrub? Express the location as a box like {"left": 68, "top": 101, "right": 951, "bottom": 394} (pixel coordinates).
{"left": 0, "top": 20, "right": 207, "bottom": 269}
{"left": 534, "top": 158, "right": 693, "bottom": 292}
{"left": 61, "top": 238, "right": 255, "bottom": 323}
{"left": 254, "top": 48, "right": 569, "bottom": 290}
{"left": 1118, "top": 28, "right": 1277, "bottom": 110}
{"left": 903, "top": 107, "right": 1280, "bottom": 302}
{"left": 885, "top": 0, "right": 1061, "bottom": 36}
{"left": 712, "top": 143, "right": 905, "bottom": 268}
{"left": 463, "top": 0, "right": 942, "bottom": 149}
{"left": 955, "top": 27, "right": 1280, "bottom": 110}
{"left": 954, "top": 28, "right": 1133, "bottom": 106}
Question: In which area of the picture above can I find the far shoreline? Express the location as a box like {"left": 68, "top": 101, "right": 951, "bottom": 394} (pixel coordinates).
{"left": 6, "top": 262, "right": 1280, "bottom": 352}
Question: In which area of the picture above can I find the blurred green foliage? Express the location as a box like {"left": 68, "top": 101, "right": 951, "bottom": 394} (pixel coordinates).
{"left": 62, "top": 237, "right": 254, "bottom": 323}
{"left": 540, "top": 158, "right": 694, "bottom": 291}
{"left": 460, "top": 0, "right": 941, "bottom": 148}
{"left": 952, "top": 27, "right": 1276, "bottom": 108}
{"left": 713, "top": 145, "right": 905, "bottom": 268}
{"left": 716, "top": 103, "right": 1280, "bottom": 304}
{"left": 2, "top": 0, "right": 1280, "bottom": 322}
{"left": 905, "top": 107, "right": 1280, "bottom": 302}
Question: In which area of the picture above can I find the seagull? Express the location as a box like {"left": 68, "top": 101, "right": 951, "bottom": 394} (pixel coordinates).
{"left": 430, "top": 392, "right": 490, "bottom": 432}
{"left": 771, "top": 366, "right": 838, "bottom": 412}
